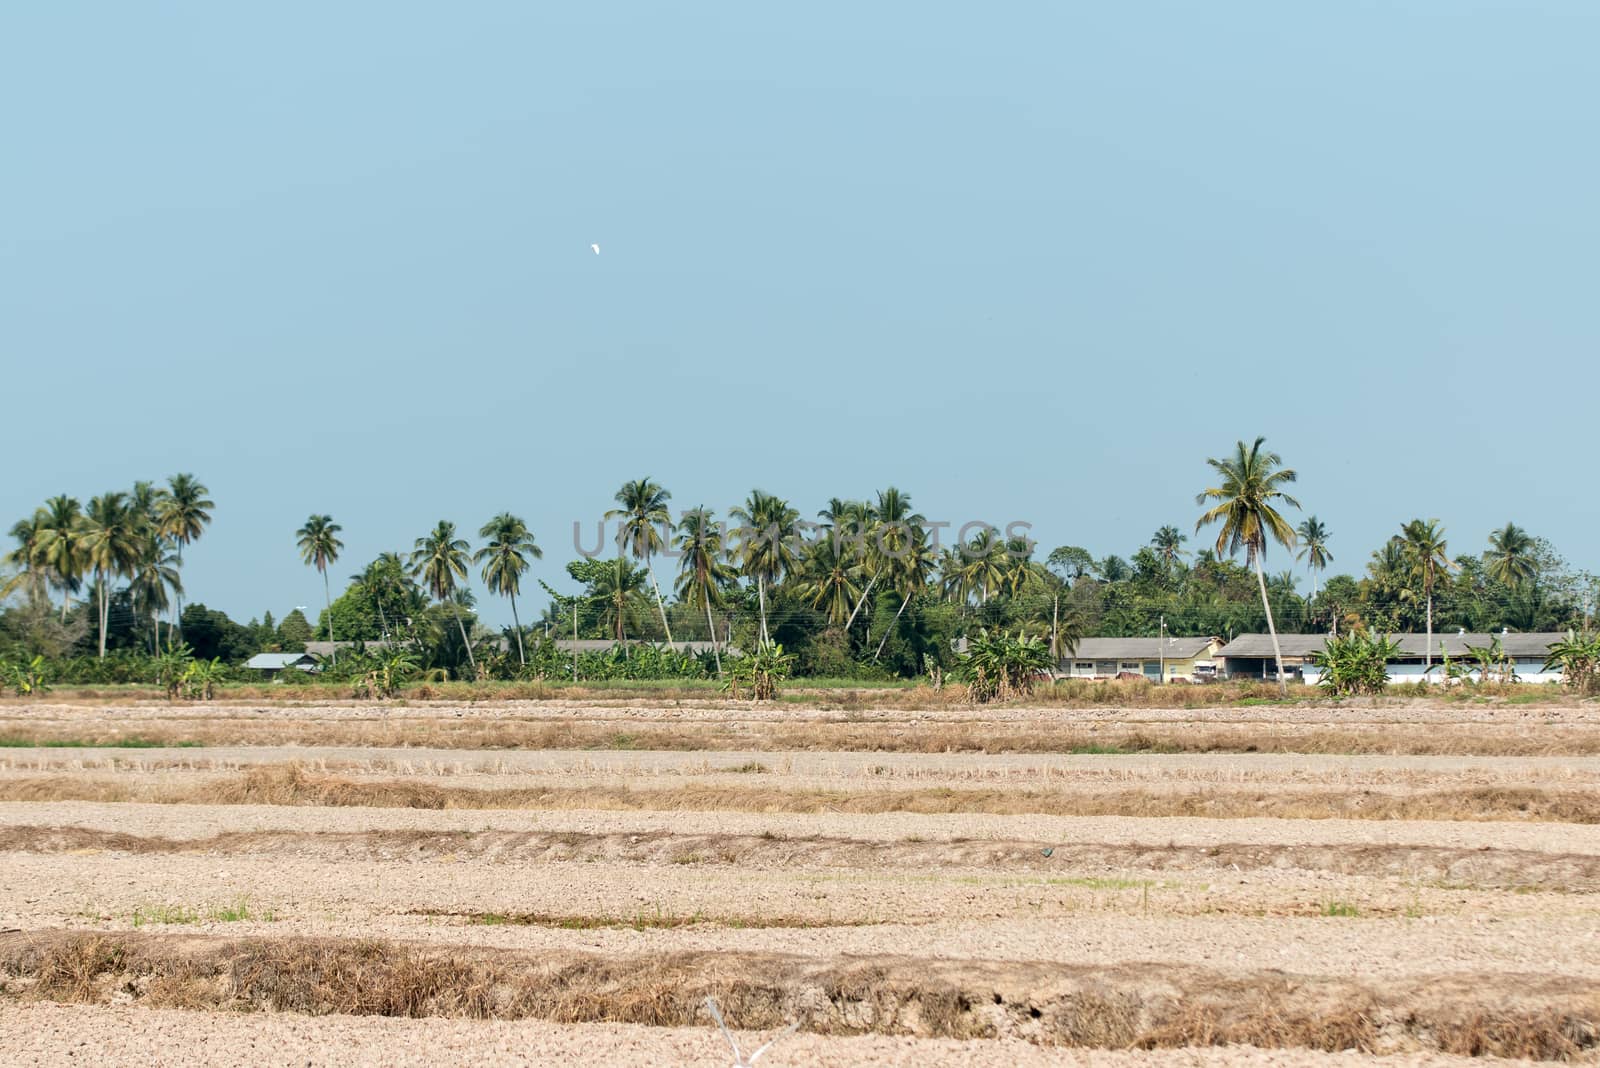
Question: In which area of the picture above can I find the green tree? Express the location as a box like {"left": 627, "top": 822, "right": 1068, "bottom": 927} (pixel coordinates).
{"left": 410, "top": 521, "right": 476, "bottom": 675}
{"left": 1195, "top": 436, "right": 1301, "bottom": 694}
{"left": 81, "top": 492, "right": 144, "bottom": 658}
{"left": 1295, "top": 516, "right": 1333, "bottom": 601}
{"left": 606, "top": 478, "right": 675, "bottom": 643}
{"left": 2, "top": 511, "right": 48, "bottom": 605}
{"left": 278, "top": 608, "right": 314, "bottom": 651}
{"left": 35, "top": 496, "right": 85, "bottom": 620}
{"left": 1486, "top": 522, "right": 1537, "bottom": 591}
{"left": 129, "top": 536, "right": 182, "bottom": 654}
{"left": 1397, "top": 518, "right": 1454, "bottom": 671}
{"left": 729, "top": 490, "right": 801, "bottom": 645}
{"left": 157, "top": 474, "right": 212, "bottom": 644}
{"left": 797, "top": 534, "right": 861, "bottom": 628}
{"left": 591, "top": 557, "right": 651, "bottom": 642}
{"left": 674, "top": 507, "right": 736, "bottom": 675}
{"left": 475, "top": 513, "right": 541, "bottom": 665}
{"left": 1150, "top": 526, "right": 1188, "bottom": 571}
{"left": 296, "top": 515, "right": 344, "bottom": 662}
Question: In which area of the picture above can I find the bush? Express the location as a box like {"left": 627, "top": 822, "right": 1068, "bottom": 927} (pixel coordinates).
{"left": 1312, "top": 632, "right": 1402, "bottom": 697}
{"left": 956, "top": 630, "right": 1053, "bottom": 703}
{"left": 1545, "top": 631, "right": 1600, "bottom": 697}
{"left": 722, "top": 642, "right": 794, "bottom": 701}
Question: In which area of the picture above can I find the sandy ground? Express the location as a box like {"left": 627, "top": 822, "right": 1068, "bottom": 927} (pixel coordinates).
{"left": 2, "top": 699, "right": 1598, "bottom": 1063}
{"left": 0, "top": 1002, "right": 1548, "bottom": 1068}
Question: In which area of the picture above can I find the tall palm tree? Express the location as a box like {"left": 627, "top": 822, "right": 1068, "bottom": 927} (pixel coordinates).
{"left": 1486, "top": 522, "right": 1537, "bottom": 590}
{"left": 874, "top": 522, "right": 936, "bottom": 661}
{"left": 1397, "top": 518, "right": 1454, "bottom": 671}
{"left": 36, "top": 495, "right": 85, "bottom": 620}
{"left": 2, "top": 511, "right": 49, "bottom": 605}
{"left": 410, "top": 521, "right": 476, "bottom": 675}
{"left": 129, "top": 537, "right": 182, "bottom": 654}
{"left": 81, "top": 492, "right": 143, "bottom": 658}
{"left": 1150, "top": 526, "right": 1188, "bottom": 571}
{"left": 606, "top": 478, "right": 675, "bottom": 643}
{"left": 296, "top": 515, "right": 344, "bottom": 662}
{"left": 475, "top": 514, "right": 541, "bottom": 665}
{"left": 847, "top": 488, "right": 921, "bottom": 637}
{"left": 729, "top": 490, "right": 801, "bottom": 645}
{"left": 592, "top": 558, "right": 651, "bottom": 642}
{"left": 158, "top": 474, "right": 212, "bottom": 644}
{"left": 673, "top": 508, "right": 736, "bottom": 674}
{"left": 1195, "top": 436, "right": 1301, "bottom": 694}
{"left": 1295, "top": 516, "right": 1333, "bottom": 601}
{"left": 954, "top": 528, "right": 1008, "bottom": 606}
{"left": 798, "top": 534, "right": 862, "bottom": 627}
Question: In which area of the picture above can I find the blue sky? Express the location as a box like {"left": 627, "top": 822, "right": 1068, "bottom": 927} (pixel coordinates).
{"left": 3, "top": 2, "right": 1596, "bottom": 625}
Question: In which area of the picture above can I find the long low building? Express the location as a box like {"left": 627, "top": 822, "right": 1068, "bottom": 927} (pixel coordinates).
{"left": 1215, "top": 631, "right": 1569, "bottom": 684}
{"left": 1059, "top": 637, "right": 1223, "bottom": 683}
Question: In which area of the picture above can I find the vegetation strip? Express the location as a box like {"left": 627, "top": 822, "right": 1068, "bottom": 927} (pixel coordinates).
{"left": 2, "top": 930, "right": 1595, "bottom": 1058}
{"left": 7, "top": 719, "right": 1600, "bottom": 756}
{"left": 3, "top": 765, "right": 1599, "bottom": 823}
{"left": 6, "top": 824, "right": 1600, "bottom": 891}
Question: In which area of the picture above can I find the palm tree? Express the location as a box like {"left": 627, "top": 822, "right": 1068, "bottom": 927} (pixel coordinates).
{"left": 475, "top": 514, "right": 541, "bottom": 665}
{"left": 35, "top": 495, "right": 84, "bottom": 620}
{"left": 797, "top": 534, "right": 862, "bottom": 627}
{"left": 592, "top": 558, "right": 651, "bottom": 642}
{"left": 1195, "top": 436, "right": 1301, "bottom": 694}
{"left": 1295, "top": 516, "right": 1333, "bottom": 601}
{"left": 822, "top": 497, "right": 878, "bottom": 634}
{"left": 954, "top": 528, "right": 1008, "bottom": 606}
{"left": 674, "top": 507, "right": 736, "bottom": 675}
{"left": 1397, "top": 518, "right": 1454, "bottom": 671}
{"left": 80, "top": 492, "right": 144, "bottom": 658}
{"left": 410, "top": 521, "right": 476, "bottom": 675}
{"left": 129, "top": 537, "right": 182, "bottom": 654}
{"left": 874, "top": 522, "right": 937, "bottom": 661}
{"left": 353, "top": 552, "right": 413, "bottom": 643}
{"left": 729, "top": 490, "right": 801, "bottom": 645}
{"left": 606, "top": 478, "right": 675, "bottom": 643}
{"left": 158, "top": 474, "right": 213, "bottom": 643}
{"left": 296, "top": 515, "right": 344, "bottom": 662}
{"left": 2, "top": 511, "right": 49, "bottom": 604}
{"left": 1150, "top": 526, "right": 1188, "bottom": 571}
{"left": 1486, "top": 522, "right": 1537, "bottom": 590}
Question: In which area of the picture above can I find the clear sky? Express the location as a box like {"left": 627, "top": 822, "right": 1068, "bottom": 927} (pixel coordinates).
{"left": 3, "top": 2, "right": 1596, "bottom": 626}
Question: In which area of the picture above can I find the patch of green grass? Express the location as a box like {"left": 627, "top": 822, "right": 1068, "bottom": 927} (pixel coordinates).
{"left": 1323, "top": 900, "right": 1361, "bottom": 918}
{"left": 718, "top": 761, "right": 770, "bottom": 774}
{"left": 1067, "top": 744, "right": 1132, "bottom": 755}
{"left": 0, "top": 736, "right": 202, "bottom": 749}
{"left": 131, "top": 903, "right": 200, "bottom": 927}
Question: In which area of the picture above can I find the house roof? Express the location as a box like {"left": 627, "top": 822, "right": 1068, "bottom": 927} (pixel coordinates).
{"left": 245, "top": 653, "right": 316, "bottom": 670}
{"left": 552, "top": 639, "right": 736, "bottom": 656}
{"left": 1217, "top": 632, "right": 1570, "bottom": 660}
{"left": 1063, "top": 637, "right": 1219, "bottom": 661}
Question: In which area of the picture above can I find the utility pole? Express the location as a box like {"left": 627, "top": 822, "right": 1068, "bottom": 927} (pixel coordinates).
{"left": 1158, "top": 615, "right": 1166, "bottom": 685}
{"left": 572, "top": 601, "right": 578, "bottom": 681}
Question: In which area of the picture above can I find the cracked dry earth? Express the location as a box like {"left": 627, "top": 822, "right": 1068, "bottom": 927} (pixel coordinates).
{"left": 1, "top": 698, "right": 1598, "bottom": 1066}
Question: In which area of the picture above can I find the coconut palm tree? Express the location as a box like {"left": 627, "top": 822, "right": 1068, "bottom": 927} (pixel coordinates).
{"left": 953, "top": 528, "right": 1008, "bottom": 606}
{"left": 35, "top": 495, "right": 84, "bottom": 620}
{"left": 158, "top": 474, "right": 212, "bottom": 643}
{"left": 592, "top": 558, "right": 651, "bottom": 642}
{"left": 2, "top": 511, "right": 50, "bottom": 604}
{"left": 1195, "top": 436, "right": 1301, "bottom": 694}
{"left": 296, "top": 515, "right": 344, "bottom": 662}
{"left": 820, "top": 498, "right": 878, "bottom": 633}
{"left": 874, "top": 522, "right": 937, "bottom": 661}
{"left": 352, "top": 551, "right": 415, "bottom": 643}
{"left": 81, "top": 492, "right": 144, "bottom": 658}
{"left": 410, "top": 521, "right": 476, "bottom": 675}
{"left": 674, "top": 507, "right": 736, "bottom": 675}
{"left": 1486, "top": 522, "right": 1537, "bottom": 591}
{"left": 129, "top": 537, "right": 182, "bottom": 654}
{"left": 606, "top": 478, "right": 675, "bottom": 643}
{"left": 1295, "top": 516, "right": 1332, "bottom": 601}
{"left": 1397, "top": 518, "right": 1454, "bottom": 671}
{"left": 797, "top": 534, "right": 862, "bottom": 627}
{"left": 1150, "top": 526, "right": 1188, "bottom": 571}
{"left": 729, "top": 490, "right": 801, "bottom": 645}
{"left": 475, "top": 513, "right": 541, "bottom": 665}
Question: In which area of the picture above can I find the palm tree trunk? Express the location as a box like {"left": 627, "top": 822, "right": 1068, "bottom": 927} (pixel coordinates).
{"left": 97, "top": 572, "right": 108, "bottom": 658}
{"left": 874, "top": 589, "right": 913, "bottom": 661}
{"left": 1253, "top": 552, "right": 1287, "bottom": 696}
{"left": 703, "top": 589, "right": 723, "bottom": 677}
{"left": 323, "top": 569, "right": 335, "bottom": 665}
{"left": 757, "top": 575, "right": 768, "bottom": 646}
{"left": 456, "top": 608, "right": 477, "bottom": 675}
{"left": 646, "top": 558, "right": 674, "bottom": 644}
{"left": 510, "top": 592, "right": 525, "bottom": 666}
{"left": 843, "top": 574, "right": 877, "bottom": 634}
{"left": 1425, "top": 592, "right": 1433, "bottom": 672}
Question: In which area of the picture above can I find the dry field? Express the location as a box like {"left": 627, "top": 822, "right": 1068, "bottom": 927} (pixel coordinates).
{"left": 1, "top": 694, "right": 1598, "bottom": 1066}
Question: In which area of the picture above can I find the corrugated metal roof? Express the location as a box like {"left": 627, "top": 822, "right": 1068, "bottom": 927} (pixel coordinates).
{"left": 1062, "top": 637, "right": 1219, "bottom": 661}
{"left": 1217, "top": 632, "right": 1569, "bottom": 660}
{"left": 245, "top": 653, "right": 316, "bottom": 670}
